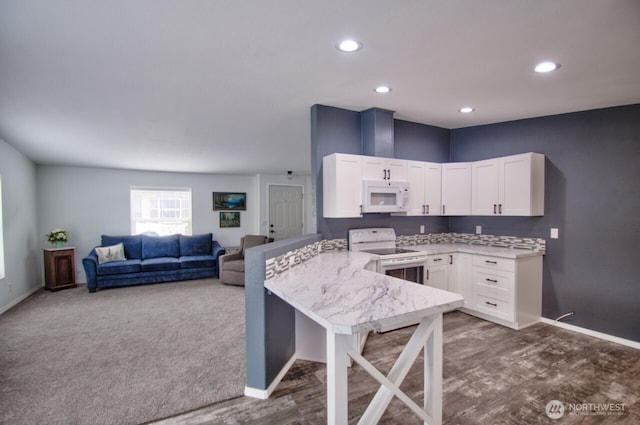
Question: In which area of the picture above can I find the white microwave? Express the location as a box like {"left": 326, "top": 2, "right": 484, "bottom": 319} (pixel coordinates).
{"left": 362, "top": 180, "right": 410, "bottom": 213}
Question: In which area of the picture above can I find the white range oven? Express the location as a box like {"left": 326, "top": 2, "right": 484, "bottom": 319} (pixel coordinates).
{"left": 348, "top": 228, "right": 428, "bottom": 284}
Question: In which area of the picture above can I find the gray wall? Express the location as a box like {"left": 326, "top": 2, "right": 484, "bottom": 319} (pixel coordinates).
{"left": 0, "top": 139, "right": 39, "bottom": 313}
{"left": 449, "top": 104, "right": 640, "bottom": 341}
{"left": 311, "top": 105, "right": 450, "bottom": 240}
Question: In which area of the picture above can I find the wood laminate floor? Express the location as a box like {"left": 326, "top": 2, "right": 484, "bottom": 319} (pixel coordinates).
{"left": 150, "top": 312, "right": 639, "bottom": 425}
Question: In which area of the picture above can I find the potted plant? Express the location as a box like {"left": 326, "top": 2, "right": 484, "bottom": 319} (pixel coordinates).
{"left": 46, "top": 228, "right": 69, "bottom": 248}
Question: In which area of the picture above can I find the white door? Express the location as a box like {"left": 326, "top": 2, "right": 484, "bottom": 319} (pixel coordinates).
{"left": 269, "top": 185, "right": 303, "bottom": 241}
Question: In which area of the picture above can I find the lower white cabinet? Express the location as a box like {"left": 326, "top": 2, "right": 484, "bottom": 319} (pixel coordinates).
{"left": 424, "top": 254, "right": 449, "bottom": 291}
{"left": 420, "top": 250, "right": 543, "bottom": 329}
{"left": 459, "top": 254, "right": 543, "bottom": 330}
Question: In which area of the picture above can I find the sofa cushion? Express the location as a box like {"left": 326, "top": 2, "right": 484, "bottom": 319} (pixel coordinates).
{"left": 224, "top": 259, "right": 245, "bottom": 272}
{"left": 102, "top": 235, "right": 142, "bottom": 259}
{"left": 95, "top": 243, "right": 126, "bottom": 264}
{"left": 140, "top": 257, "right": 180, "bottom": 272}
{"left": 97, "top": 259, "right": 141, "bottom": 276}
{"left": 179, "top": 255, "right": 216, "bottom": 269}
{"left": 179, "top": 234, "right": 212, "bottom": 257}
{"left": 141, "top": 235, "right": 180, "bottom": 259}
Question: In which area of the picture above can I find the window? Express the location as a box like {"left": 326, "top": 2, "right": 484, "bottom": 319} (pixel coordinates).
{"left": 130, "top": 188, "right": 192, "bottom": 236}
{"left": 0, "top": 176, "right": 5, "bottom": 279}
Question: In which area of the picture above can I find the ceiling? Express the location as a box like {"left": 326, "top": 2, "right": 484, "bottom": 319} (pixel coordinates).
{"left": 1, "top": 1, "right": 639, "bottom": 175}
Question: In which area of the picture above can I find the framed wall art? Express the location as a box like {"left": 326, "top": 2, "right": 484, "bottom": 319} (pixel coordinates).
{"left": 219, "top": 211, "right": 240, "bottom": 228}
{"left": 213, "top": 192, "right": 246, "bottom": 210}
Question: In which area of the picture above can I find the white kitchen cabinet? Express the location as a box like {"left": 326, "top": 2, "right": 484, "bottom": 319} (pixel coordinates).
{"left": 450, "top": 253, "right": 473, "bottom": 308}
{"left": 441, "top": 162, "right": 472, "bottom": 215}
{"left": 460, "top": 254, "right": 543, "bottom": 330}
{"left": 471, "top": 158, "right": 500, "bottom": 215}
{"left": 424, "top": 254, "right": 449, "bottom": 291}
{"left": 323, "top": 153, "right": 363, "bottom": 218}
{"left": 406, "top": 161, "right": 442, "bottom": 216}
{"left": 362, "top": 156, "right": 408, "bottom": 182}
{"left": 471, "top": 153, "right": 545, "bottom": 216}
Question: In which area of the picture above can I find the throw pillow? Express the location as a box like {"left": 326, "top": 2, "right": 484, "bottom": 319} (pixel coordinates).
{"left": 95, "top": 243, "right": 126, "bottom": 264}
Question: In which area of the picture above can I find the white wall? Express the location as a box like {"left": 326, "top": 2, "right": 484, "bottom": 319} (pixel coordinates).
{"left": 37, "top": 165, "right": 259, "bottom": 283}
{"left": 256, "top": 173, "right": 316, "bottom": 237}
{"left": 0, "top": 139, "right": 39, "bottom": 314}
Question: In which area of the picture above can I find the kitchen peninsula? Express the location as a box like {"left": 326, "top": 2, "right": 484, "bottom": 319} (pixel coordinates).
{"left": 261, "top": 248, "right": 463, "bottom": 425}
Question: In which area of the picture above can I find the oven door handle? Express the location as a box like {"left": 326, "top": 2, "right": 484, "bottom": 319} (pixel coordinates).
{"left": 379, "top": 258, "right": 428, "bottom": 268}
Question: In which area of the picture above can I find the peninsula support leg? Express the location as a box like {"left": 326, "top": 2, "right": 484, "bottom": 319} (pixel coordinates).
{"left": 424, "top": 313, "right": 443, "bottom": 425}
{"left": 326, "top": 330, "right": 351, "bottom": 425}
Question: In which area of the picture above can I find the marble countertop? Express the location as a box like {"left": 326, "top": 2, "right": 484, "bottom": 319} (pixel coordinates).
{"left": 264, "top": 251, "right": 464, "bottom": 335}
{"left": 401, "top": 243, "right": 544, "bottom": 259}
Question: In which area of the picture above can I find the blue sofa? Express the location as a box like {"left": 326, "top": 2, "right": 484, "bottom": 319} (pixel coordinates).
{"left": 82, "top": 233, "right": 225, "bottom": 293}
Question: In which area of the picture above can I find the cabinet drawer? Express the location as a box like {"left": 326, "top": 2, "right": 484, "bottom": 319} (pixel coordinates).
{"left": 475, "top": 294, "right": 513, "bottom": 321}
{"left": 473, "top": 255, "right": 515, "bottom": 272}
{"left": 426, "top": 254, "right": 450, "bottom": 266}
{"left": 473, "top": 268, "right": 513, "bottom": 301}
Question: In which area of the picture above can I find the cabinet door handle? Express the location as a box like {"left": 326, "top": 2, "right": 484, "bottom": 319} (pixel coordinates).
{"left": 442, "top": 205, "right": 446, "bottom": 215}
{"left": 383, "top": 169, "right": 387, "bottom": 180}
{"left": 426, "top": 269, "right": 429, "bottom": 280}
{"left": 433, "top": 258, "right": 442, "bottom": 262}
{"left": 499, "top": 204, "right": 502, "bottom": 214}
{"left": 485, "top": 260, "right": 497, "bottom": 264}
{"left": 426, "top": 204, "right": 429, "bottom": 214}
{"left": 387, "top": 169, "right": 391, "bottom": 180}
{"left": 422, "top": 205, "right": 425, "bottom": 214}
{"left": 485, "top": 301, "right": 498, "bottom": 307}
{"left": 449, "top": 255, "right": 453, "bottom": 265}
{"left": 493, "top": 204, "right": 497, "bottom": 214}
{"left": 360, "top": 205, "right": 363, "bottom": 215}
{"left": 485, "top": 278, "right": 498, "bottom": 283}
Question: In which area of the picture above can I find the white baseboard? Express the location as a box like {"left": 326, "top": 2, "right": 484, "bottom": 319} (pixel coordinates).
{"left": 540, "top": 318, "right": 640, "bottom": 350}
{"left": 244, "top": 354, "right": 297, "bottom": 400}
{"left": 0, "top": 285, "right": 41, "bottom": 316}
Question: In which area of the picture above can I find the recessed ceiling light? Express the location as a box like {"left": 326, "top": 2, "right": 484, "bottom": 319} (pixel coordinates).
{"left": 534, "top": 61, "right": 560, "bottom": 73}
{"left": 374, "top": 86, "right": 391, "bottom": 94}
{"left": 459, "top": 107, "right": 474, "bottom": 113}
{"left": 337, "top": 39, "right": 362, "bottom": 52}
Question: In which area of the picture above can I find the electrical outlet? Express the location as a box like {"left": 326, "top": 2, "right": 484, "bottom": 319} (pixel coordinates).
{"left": 420, "top": 225, "right": 425, "bottom": 234}
{"left": 550, "top": 228, "right": 559, "bottom": 239}
{"left": 476, "top": 225, "right": 482, "bottom": 234}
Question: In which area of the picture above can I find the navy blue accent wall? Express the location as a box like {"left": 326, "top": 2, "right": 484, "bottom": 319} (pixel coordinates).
{"left": 312, "top": 105, "right": 451, "bottom": 240}
{"left": 245, "top": 234, "right": 322, "bottom": 390}
{"left": 394, "top": 119, "right": 450, "bottom": 163}
{"left": 361, "top": 108, "right": 395, "bottom": 158}
{"left": 450, "top": 104, "right": 640, "bottom": 342}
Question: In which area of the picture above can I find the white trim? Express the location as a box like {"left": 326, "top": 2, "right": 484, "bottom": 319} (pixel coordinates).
{"left": 540, "top": 318, "right": 640, "bottom": 350}
{"left": 244, "top": 354, "right": 297, "bottom": 400}
{"left": 0, "top": 285, "right": 40, "bottom": 316}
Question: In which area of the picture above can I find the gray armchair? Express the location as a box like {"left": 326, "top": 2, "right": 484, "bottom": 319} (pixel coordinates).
{"left": 219, "top": 235, "right": 269, "bottom": 286}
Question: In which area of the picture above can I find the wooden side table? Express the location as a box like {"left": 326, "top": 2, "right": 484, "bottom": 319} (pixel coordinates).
{"left": 44, "top": 247, "right": 77, "bottom": 291}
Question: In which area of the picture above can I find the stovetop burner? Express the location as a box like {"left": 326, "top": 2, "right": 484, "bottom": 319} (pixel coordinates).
{"left": 360, "top": 248, "right": 419, "bottom": 256}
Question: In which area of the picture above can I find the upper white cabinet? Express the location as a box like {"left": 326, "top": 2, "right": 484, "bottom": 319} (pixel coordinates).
{"left": 471, "top": 153, "right": 545, "bottom": 216}
{"left": 323, "top": 153, "right": 363, "bottom": 218}
{"left": 406, "top": 161, "right": 442, "bottom": 216}
{"left": 322, "top": 152, "right": 545, "bottom": 218}
{"left": 362, "top": 156, "right": 408, "bottom": 182}
{"left": 441, "top": 162, "right": 472, "bottom": 215}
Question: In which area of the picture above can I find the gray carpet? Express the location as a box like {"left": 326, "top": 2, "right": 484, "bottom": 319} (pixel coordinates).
{"left": 0, "top": 279, "right": 246, "bottom": 425}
